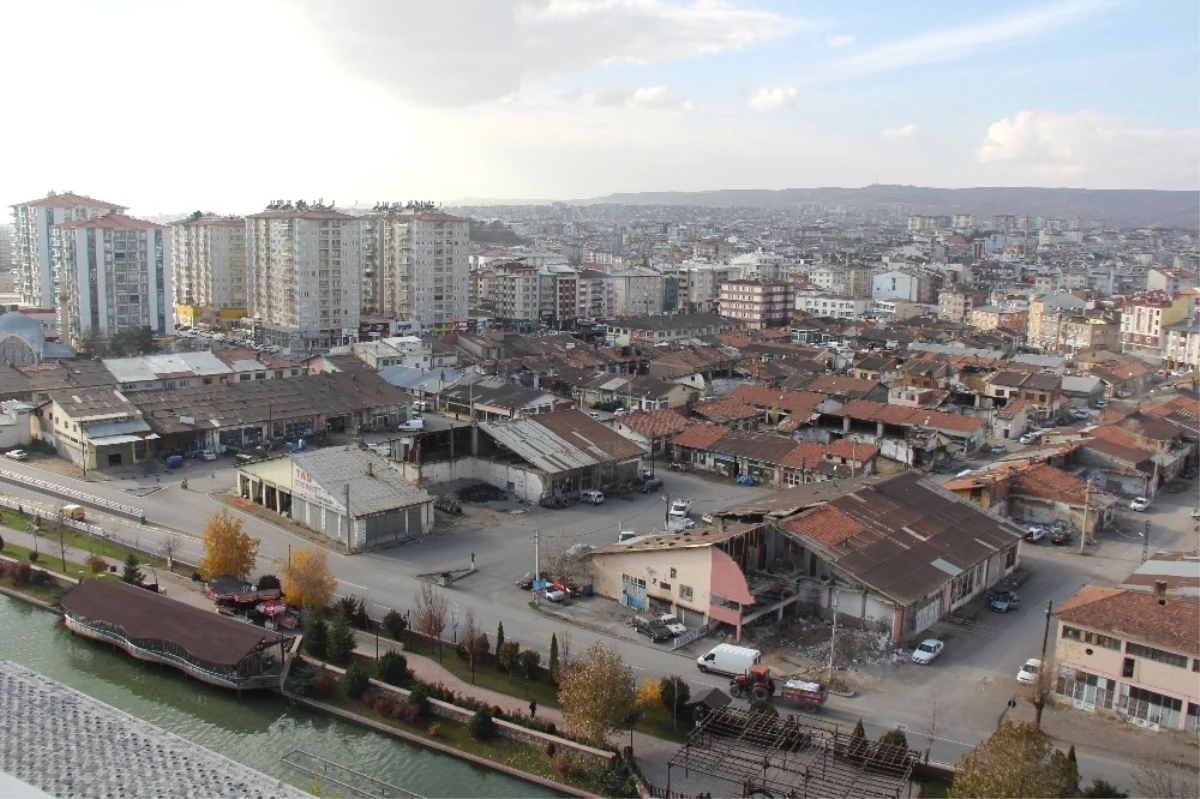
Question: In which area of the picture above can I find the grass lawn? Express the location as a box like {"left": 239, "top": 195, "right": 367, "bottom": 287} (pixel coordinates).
{"left": 321, "top": 687, "right": 627, "bottom": 796}
{"left": 1, "top": 540, "right": 105, "bottom": 580}
{"left": 1, "top": 511, "right": 166, "bottom": 570}
{"left": 0, "top": 577, "right": 66, "bottom": 605}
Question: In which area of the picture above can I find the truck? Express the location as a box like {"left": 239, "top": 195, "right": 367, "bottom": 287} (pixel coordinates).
{"left": 728, "top": 665, "right": 828, "bottom": 711}
{"left": 668, "top": 498, "right": 692, "bottom": 518}
{"left": 696, "top": 643, "right": 761, "bottom": 676}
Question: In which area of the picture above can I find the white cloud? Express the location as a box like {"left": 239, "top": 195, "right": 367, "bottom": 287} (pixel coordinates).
{"left": 880, "top": 123, "right": 919, "bottom": 139}
{"left": 825, "top": 33, "right": 856, "bottom": 48}
{"left": 748, "top": 87, "right": 798, "bottom": 111}
{"left": 975, "top": 110, "right": 1200, "bottom": 189}
{"left": 821, "top": 0, "right": 1110, "bottom": 79}
{"left": 595, "top": 86, "right": 693, "bottom": 112}
{"left": 295, "top": 0, "right": 800, "bottom": 107}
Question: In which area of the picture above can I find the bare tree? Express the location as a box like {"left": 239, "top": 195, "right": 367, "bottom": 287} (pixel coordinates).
{"left": 923, "top": 699, "right": 939, "bottom": 764}
{"left": 1133, "top": 756, "right": 1200, "bottom": 798}
{"left": 542, "top": 542, "right": 590, "bottom": 588}
{"left": 157, "top": 533, "right": 183, "bottom": 569}
{"left": 413, "top": 582, "right": 449, "bottom": 660}
{"left": 558, "top": 629, "right": 573, "bottom": 671}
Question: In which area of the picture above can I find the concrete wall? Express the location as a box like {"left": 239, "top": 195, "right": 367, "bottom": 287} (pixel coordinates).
{"left": 420, "top": 456, "right": 545, "bottom": 504}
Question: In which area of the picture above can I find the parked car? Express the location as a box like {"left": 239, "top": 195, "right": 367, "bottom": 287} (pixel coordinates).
{"left": 989, "top": 443, "right": 1006, "bottom": 454}
{"left": 516, "top": 571, "right": 547, "bottom": 590}
{"left": 200, "top": 449, "right": 217, "bottom": 461}
{"left": 581, "top": 490, "right": 605, "bottom": 505}
{"left": 1191, "top": 508, "right": 1200, "bottom": 520}
{"left": 544, "top": 587, "right": 567, "bottom": 602}
{"left": 1016, "top": 658, "right": 1042, "bottom": 686}
{"left": 1130, "top": 497, "right": 1150, "bottom": 512}
{"left": 551, "top": 577, "right": 581, "bottom": 597}
{"left": 1050, "top": 528, "right": 1073, "bottom": 545}
{"left": 989, "top": 590, "right": 1020, "bottom": 613}
{"left": 1025, "top": 525, "right": 1047, "bottom": 543}
{"left": 911, "top": 639, "right": 945, "bottom": 664}
{"left": 4, "top": 449, "right": 28, "bottom": 461}
{"left": 588, "top": 412, "right": 603, "bottom": 421}
{"left": 632, "top": 614, "right": 672, "bottom": 642}
{"left": 657, "top": 614, "right": 687, "bottom": 636}
{"left": 1018, "top": 433, "right": 1037, "bottom": 445}
{"left": 1096, "top": 399, "right": 1109, "bottom": 408}
{"left": 639, "top": 477, "right": 664, "bottom": 494}
{"left": 1181, "top": 468, "right": 1197, "bottom": 480}
{"left": 1073, "top": 408, "right": 1091, "bottom": 419}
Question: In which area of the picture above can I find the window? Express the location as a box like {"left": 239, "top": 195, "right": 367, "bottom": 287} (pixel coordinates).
{"left": 659, "top": 582, "right": 671, "bottom": 592}
{"left": 1122, "top": 657, "right": 1136, "bottom": 678}
{"left": 679, "top": 585, "right": 693, "bottom": 602}
{"left": 1126, "top": 642, "right": 1189, "bottom": 669}
{"left": 669, "top": 568, "right": 677, "bottom": 579}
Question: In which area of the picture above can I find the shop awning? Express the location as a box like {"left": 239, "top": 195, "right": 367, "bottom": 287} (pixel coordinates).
{"left": 91, "top": 433, "right": 160, "bottom": 446}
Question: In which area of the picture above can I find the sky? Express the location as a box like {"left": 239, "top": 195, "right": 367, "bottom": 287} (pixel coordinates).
{"left": 1, "top": 0, "right": 1197, "bottom": 213}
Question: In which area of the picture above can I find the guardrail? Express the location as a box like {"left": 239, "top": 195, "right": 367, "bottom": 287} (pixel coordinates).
{"left": 0, "top": 467, "right": 144, "bottom": 521}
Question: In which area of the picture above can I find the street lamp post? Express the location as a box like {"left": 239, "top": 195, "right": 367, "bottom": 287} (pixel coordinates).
{"left": 1035, "top": 599, "right": 1053, "bottom": 730}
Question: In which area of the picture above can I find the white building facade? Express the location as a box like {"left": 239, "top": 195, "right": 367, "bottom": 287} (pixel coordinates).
{"left": 795, "top": 293, "right": 870, "bottom": 319}
{"left": 11, "top": 191, "right": 126, "bottom": 308}
{"left": 366, "top": 210, "right": 469, "bottom": 329}
{"left": 245, "top": 204, "right": 364, "bottom": 350}
{"left": 169, "top": 214, "right": 247, "bottom": 323}
{"left": 52, "top": 214, "right": 173, "bottom": 343}
{"left": 612, "top": 268, "right": 665, "bottom": 317}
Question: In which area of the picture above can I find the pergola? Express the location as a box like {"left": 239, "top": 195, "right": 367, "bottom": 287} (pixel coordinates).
{"left": 667, "top": 707, "right": 915, "bottom": 798}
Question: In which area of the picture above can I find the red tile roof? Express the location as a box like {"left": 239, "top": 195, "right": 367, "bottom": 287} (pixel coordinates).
{"left": 826, "top": 438, "right": 879, "bottom": 461}
{"left": 838, "top": 399, "right": 983, "bottom": 434}
{"left": 56, "top": 213, "right": 166, "bottom": 231}
{"left": 618, "top": 408, "right": 691, "bottom": 439}
{"left": 723, "top": 385, "right": 825, "bottom": 417}
{"left": 778, "top": 442, "right": 827, "bottom": 469}
{"left": 1057, "top": 587, "right": 1199, "bottom": 654}
{"left": 805, "top": 374, "right": 881, "bottom": 397}
{"left": 779, "top": 504, "right": 865, "bottom": 549}
{"left": 18, "top": 191, "right": 124, "bottom": 210}
{"left": 693, "top": 397, "right": 759, "bottom": 423}
{"left": 673, "top": 424, "right": 729, "bottom": 450}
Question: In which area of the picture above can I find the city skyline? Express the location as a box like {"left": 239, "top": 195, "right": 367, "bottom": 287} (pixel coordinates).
{"left": 1, "top": 0, "right": 1197, "bottom": 213}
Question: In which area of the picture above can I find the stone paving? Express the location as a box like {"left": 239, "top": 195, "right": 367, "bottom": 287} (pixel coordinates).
{"left": 0, "top": 660, "right": 308, "bottom": 799}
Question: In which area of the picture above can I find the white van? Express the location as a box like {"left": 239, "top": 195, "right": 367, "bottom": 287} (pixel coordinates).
{"left": 398, "top": 418, "right": 425, "bottom": 432}
{"left": 696, "top": 643, "right": 762, "bottom": 676}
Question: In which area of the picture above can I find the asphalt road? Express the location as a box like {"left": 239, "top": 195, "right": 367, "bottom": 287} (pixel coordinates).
{"left": 3, "top": 454, "right": 1197, "bottom": 790}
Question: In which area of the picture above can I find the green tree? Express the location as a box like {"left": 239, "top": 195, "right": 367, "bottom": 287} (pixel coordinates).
{"left": 303, "top": 612, "right": 329, "bottom": 658}
{"left": 382, "top": 609, "right": 407, "bottom": 640}
{"left": 556, "top": 641, "right": 635, "bottom": 747}
{"left": 848, "top": 718, "right": 870, "bottom": 762}
{"left": 749, "top": 698, "right": 778, "bottom": 717}
{"left": 468, "top": 710, "right": 496, "bottom": 740}
{"left": 950, "top": 719, "right": 1076, "bottom": 798}
{"left": 342, "top": 662, "right": 370, "bottom": 699}
{"left": 120, "top": 553, "right": 145, "bottom": 587}
{"left": 549, "top": 633, "right": 560, "bottom": 680}
{"left": 494, "top": 621, "right": 505, "bottom": 668}
{"left": 326, "top": 612, "right": 357, "bottom": 666}
{"left": 876, "top": 728, "right": 911, "bottom": 768}
{"left": 518, "top": 648, "right": 542, "bottom": 680}
{"left": 1080, "top": 778, "right": 1128, "bottom": 798}
{"left": 109, "top": 326, "right": 156, "bottom": 357}
{"left": 497, "top": 640, "right": 520, "bottom": 682}
{"left": 659, "top": 675, "right": 691, "bottom": 721}
{"left": 376, "top": 651, "right": 408, "bottom": 686}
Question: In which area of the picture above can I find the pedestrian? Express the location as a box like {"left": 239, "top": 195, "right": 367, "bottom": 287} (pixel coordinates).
{"left": 529, "top": 698, "right": 537, "bottom": 718}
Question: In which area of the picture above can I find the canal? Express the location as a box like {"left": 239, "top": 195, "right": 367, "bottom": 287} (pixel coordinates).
{"left": 0, "top": 596, "right": 562, "bottom": 798}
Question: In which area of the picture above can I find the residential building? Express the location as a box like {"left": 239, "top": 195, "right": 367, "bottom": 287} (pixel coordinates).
{"left": 606, "top": 313, "right": 739, "bottom": 346}
{"left": 170, "top": 214, "right": 247, "bottom": 326}
{"left": 364, "top": 207, "right": 469, "bottom": 328}
{"left": 1053, "top": 582, "right": 1199, "bottom": 733}
{"left": 1165, "top": 320, "right": 1200, "bottom": 371}
{"left": 938, "top": 289, "right": 985, "bottom": 324}
{"left": 1028, "top": 294, "right": 1089, "bottom": 348}
{"left": 1120, "top": 291, "right": 1191, "bottom": 361}
{"left": 491, "top": 261, "right": 541, "bottom": 325}
{"left": 717, "top": 280, "right": 793, "bottom": 328}
{"left": 611, "top": 267, "right": 665, "bottom": 317}
{"left": 576, "top": 269, "right": 616, "bottom": 321}
{"left": 11, "top": 191, "right": 126, "bottom": 308}
{"left": 1059, "top": 315, "right": 1120, "bottom": 354}
{"left": 872, "top": 269, "right": 938, "bottom": 303}
{"left": 971, "top": 304, "right": 1029, "bottom": 333}
{"left": 795, "top": 293, "right": 870, "bottom": 320}
{"left": 52, "top": 213, "right": 173, "bottom": 344}
{"left": 245, "top": 202, "right": 364, "bottom": 350}
{"left": 1146, "top": 268, "right": 1199, "bottom": 295}
{"left": 538, "top": 265, "right": 579, "bottom": 327}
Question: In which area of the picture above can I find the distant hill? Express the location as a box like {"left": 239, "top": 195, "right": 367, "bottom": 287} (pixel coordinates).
{"left": 570, "top": 185, "right": 1200, "bottom": 228}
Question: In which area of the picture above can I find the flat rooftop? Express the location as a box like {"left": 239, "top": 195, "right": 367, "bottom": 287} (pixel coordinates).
{"left": 0, "top": 659, "right": 307, "bottom": 798}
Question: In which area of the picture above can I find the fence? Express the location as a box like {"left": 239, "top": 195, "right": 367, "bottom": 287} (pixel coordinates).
{"left": 671, "top": 623, "right": 711, "bottom": 650}
{"left": 280, "top": 749, "right": 424, "bottom": 798}
{"left": 0, "top": 467, "right": 144, "bottom": 520}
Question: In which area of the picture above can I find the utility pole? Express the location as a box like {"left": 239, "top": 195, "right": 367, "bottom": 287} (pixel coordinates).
{"left": 534, "top": 528, "right": 541, "bottom": 578}
{"left": 1035, "top": 599, "right": 1053, "bottom": 730}
{"left": 1078, "top": 479, "right": 1090, "bottom": 555}
{"left": 1142, "top": 519, "right": 1149, "bottom": 563}
{"left": 344, "top": 482, "right": 352, "bottom": 552}
{"left": 827, "top": 590, "right": 839, "bottom": 682}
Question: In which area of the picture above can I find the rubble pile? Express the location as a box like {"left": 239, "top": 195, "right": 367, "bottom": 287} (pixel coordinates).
{"left": 744, "top": 616, "right": 908, "bottom": 670}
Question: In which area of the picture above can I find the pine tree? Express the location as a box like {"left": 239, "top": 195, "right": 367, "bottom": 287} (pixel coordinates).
{"left": 326, "top": 612, "right": 357, "bottom": 665}
{"left": 120, "top": 553, "right": 145, "bottom": 586}
{"left": 303, "top": 612, "right": 329, "bottom": 658}
{"left": 495, "top": 621, "right": 505, "bottom": 669}
{"left": 549, "top": 633, "right": 560, "bottom": 680}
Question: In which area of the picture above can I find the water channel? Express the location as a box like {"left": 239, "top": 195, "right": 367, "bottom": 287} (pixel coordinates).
{"left": 0, "top": 596, "right": 562, "bottom": 798}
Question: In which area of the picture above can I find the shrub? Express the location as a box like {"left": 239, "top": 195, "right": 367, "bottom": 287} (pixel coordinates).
{"left": 376, "top": 651, "right": 408, "bottom": 686}
{"left": 554, "top": 752, "right": 575, "bottom": 779}
{"left": 256, "top": 574, "right": 282, "bottom": 590}
{"left": 408, "top": 685, "right": 430, "bottom": 717}
{"left": 303, "top": 613, "right": 329, "bottom": 659}
{"left": 546, "top": 742, "right": 557, "bottom": 758}
{"left": 427, "top": 722, "right": 442, "bottom": 738}
{"left": 403, "top": 704, "right": 422, "bottom": 723}
{"left": 12, "top": 561, "right": 33, "bottom": 586}
{"left": 333, "top": 595, "right": 370, "bottom": 629}
{"left": 468, "top": 710, "right": 496, "bottom": 741}
{"left": 373, "top": 696, "right": 394, "bottom": 717}
{"left": 191, "top": 570, "right": 203, "bottom": 582}
{"left": 381, "top": 609, "right": 407, "bottom": 640}
{"left": 750, "top": 699, "right": 778, "bottom": 717}
{"left": 342, "top": 662, "right": 370, "bottom": 699}
{"left": 27, "top": 551, "right": 39, "bottom": 563}
{"left": 309, "top": 671, "right": 336, "bottom": 698}
{"left": 30, "top": 570, "right": 48, "bottom": 586}
{"left": 389, "top": 702, "right": 408, "bottom": 720}
{"left": 86, "top": 553, "right": 107, "bottom": 574}
{"left": 0, "top": 533, "right": 5, "bottom": 552}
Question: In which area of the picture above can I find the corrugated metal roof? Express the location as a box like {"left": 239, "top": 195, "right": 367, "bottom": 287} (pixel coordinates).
{"left": 480, "top": 417, "right": 602, "bottom": 472}
{"left": 292, "top": 448, "right": 432, "bottom": 517}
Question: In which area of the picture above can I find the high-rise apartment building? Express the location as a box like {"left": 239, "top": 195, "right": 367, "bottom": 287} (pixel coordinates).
{"left": 52, "top": 213, "right": 172, "bottom": 343}
{"left": 11, "top": 191, "right": 126, "bottom": 307}
{"left": 169, "top": 214, "right": 247, "bottom": 326}
{"left": 718, "top": 280, "right": 793, "bottom": 328}
{"left": 245, "top": 202, "right": 364, "bottom": 350}
{"left": 364, "top": 206, "right": 468, "bottom": 328}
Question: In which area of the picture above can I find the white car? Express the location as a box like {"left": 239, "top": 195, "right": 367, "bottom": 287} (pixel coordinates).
{"left": 200, "top": 449, "right": 217, "bottom": 462}
{"left": 989, "top": 443, "right": 1006, "bottom": 454}
{"left": 911, "top": 639, "right": 945, "bottom": 665}
{"left": 588, "top": 412, "right": 603, "bottom": 420}
{"left": 1016, "top": 658, "right": 1042, "bottom": 686}
{"left": 544, "top": 587, "right": 567, "bottom": 602}
{"left": 5, "top": 449, "right": 29, "bottom": 461}
{"left": 1130, "top": 497, "right": 1150, "bottom": 512}
{"left": 1025, "top": 525, "right": 1047, "bottom": 543}
{"left": 657, "top": 614, "right": 687, "bottom": 636}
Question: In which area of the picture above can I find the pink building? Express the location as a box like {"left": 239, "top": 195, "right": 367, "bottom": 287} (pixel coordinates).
{"left": 717, "top": 280, "right": 793, "bottom": 329}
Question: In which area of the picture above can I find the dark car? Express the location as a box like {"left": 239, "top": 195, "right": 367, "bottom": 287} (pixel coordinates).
{"left": 639, "top": 477, "right": 664, "bottom": 494}
{"left": 632, "top": 614, "right": 672, "bottom": 642}
{"left": 516, "top": 571, "right": 548, "bottom": 590}
{"left": 1050, "top": 528, "right": 1073, "bottom": 545}
{"left": 988, "top": 590, "right": 1020, "bottom": 613}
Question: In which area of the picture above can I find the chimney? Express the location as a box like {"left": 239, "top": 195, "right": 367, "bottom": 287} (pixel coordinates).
{"left": 1154, "top": 580, "right": 1168, "bottom": 605}
{"left": 367, "top": 462, "right": 375, "bottom": 478}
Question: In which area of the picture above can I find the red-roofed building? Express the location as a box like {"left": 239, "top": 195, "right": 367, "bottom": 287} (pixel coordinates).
{"left": 1053, "top": 581, "right": 1199, "bottom": 732}
{"left": 611, "top": 408, "right": 691, "bottom": 458}
{"left": 830, "top": 399, "right": 985, "bottom": 464}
